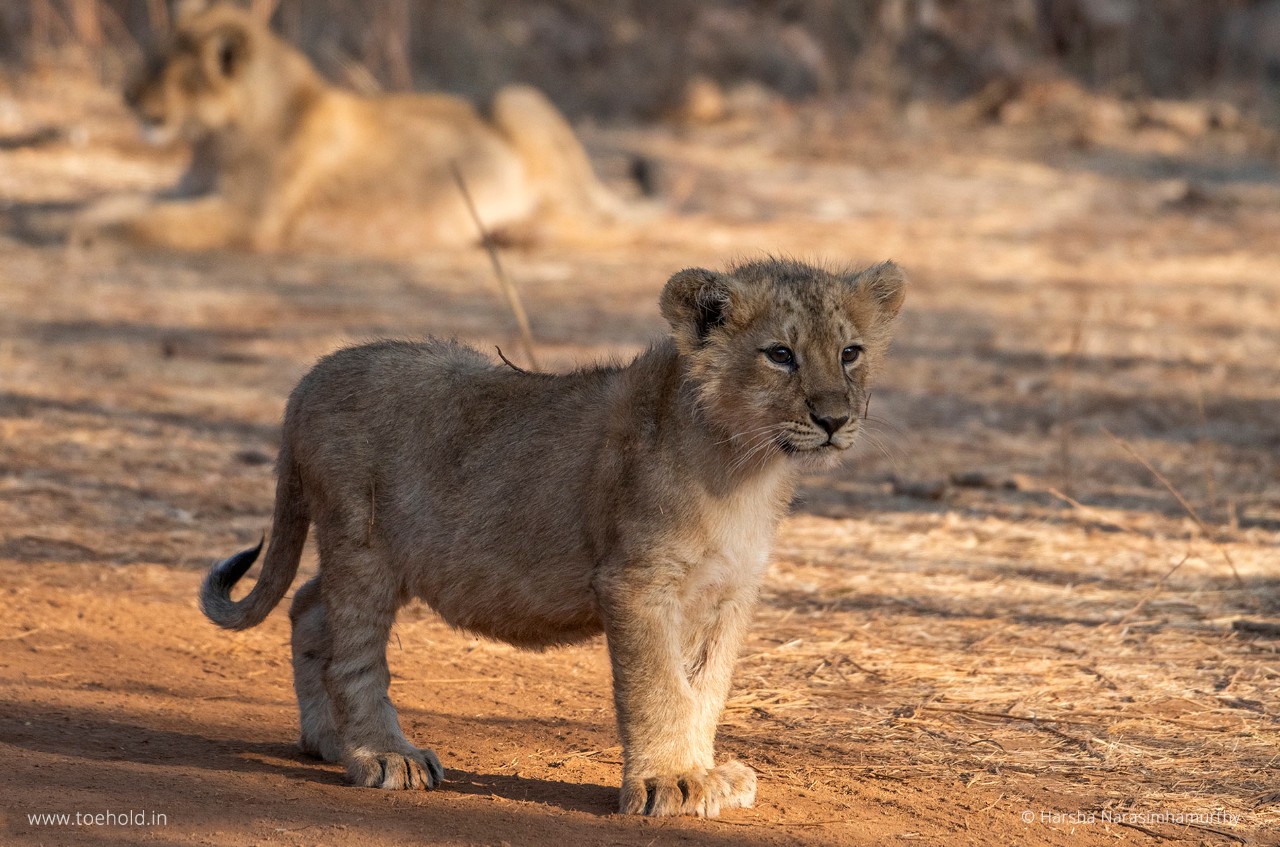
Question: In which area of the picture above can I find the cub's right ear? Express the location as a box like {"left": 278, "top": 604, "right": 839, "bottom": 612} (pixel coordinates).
{"left": 660, "top": 268, "right": 735, "bottom": 351}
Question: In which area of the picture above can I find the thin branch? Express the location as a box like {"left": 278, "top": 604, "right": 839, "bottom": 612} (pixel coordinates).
{"left": 1109, "top": 819, "right": 1174, "bottom": 841}
{"left": 450, "top": 161, "right": 540, "bottom": 371}
{"left": 918, "top": 704, "right": 1230, "bottom": 732}
{"left": 1101, "top": 427, "right": 1244, "bottom": 590}
{"left": 0, "top": 626, "right": 48, "bottom": 641}
{"left": 1046, "top": 486, "right": 1134, "bottom": 534}
{"left": 1112, "top": 553, "right": 1190, "bottom": 629}
{"left": 1056, "top": 303, "right": 1087, "bottom": 496}
{"left": 495, "top": 346, "right": 531, "bottom": 375}
{"left": 714, "top": 818, "right": 850, "bottom": 829}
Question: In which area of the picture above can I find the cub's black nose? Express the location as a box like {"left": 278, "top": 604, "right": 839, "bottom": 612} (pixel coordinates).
{"left": 811, "top": 413, "right": 848, "bottom": 435}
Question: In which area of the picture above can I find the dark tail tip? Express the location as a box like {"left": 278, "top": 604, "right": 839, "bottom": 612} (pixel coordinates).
{"left": 199, "top": 536, "right": 264, "bottom": 629}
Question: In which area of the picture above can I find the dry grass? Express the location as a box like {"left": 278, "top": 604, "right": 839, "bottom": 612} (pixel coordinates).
{"left": 731, "top": 512, "right": 1278, "bottom": 837}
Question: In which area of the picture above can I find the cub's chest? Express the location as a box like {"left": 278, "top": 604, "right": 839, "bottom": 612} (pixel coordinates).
{"left": 683, "top": 465, "right": 791, "bottom": 597}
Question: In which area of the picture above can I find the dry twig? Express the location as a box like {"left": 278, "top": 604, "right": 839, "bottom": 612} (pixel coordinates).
{"left": 1056, "top": 301, "right": 1087, "bottom": 495}
{"left": 1101, "top": 427, "right": 1244, "bottom": 590}
{"left": 450, "top": 162, "right": 540, "bottom": 371}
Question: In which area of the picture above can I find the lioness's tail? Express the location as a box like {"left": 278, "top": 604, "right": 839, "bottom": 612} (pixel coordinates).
{"left": 200, "top": 450, "right": 309, "bottom": 630}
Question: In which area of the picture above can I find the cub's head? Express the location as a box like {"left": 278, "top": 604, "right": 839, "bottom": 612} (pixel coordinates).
{"left": 661, "top": 259, "right": 905, "bottom": 468}
{"left": 124, "top": 2, "right": 273, "bottom": 144}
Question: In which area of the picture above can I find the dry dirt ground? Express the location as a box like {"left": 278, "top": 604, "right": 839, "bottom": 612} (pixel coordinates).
{"left": 1, "top": 73, "right": 1278, "bottom": 846}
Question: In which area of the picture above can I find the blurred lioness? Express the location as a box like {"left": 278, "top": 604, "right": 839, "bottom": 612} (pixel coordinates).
{"left": 82, "top": 0, "right": 621, "bottom": 251}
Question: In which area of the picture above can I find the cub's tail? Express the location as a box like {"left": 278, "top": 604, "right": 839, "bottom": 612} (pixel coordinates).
{"left": 200, "top": 451, "right": 309, "bottom": 630}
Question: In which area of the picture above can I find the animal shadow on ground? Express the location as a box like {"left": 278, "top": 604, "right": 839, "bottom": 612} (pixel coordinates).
{"left": 0, "top": 699, "right": 617, "bottom": 814}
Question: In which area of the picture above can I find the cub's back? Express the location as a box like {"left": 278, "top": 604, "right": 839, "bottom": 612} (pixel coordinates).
{"left": 283, "top": 339, "right": 615, "bottom": 480}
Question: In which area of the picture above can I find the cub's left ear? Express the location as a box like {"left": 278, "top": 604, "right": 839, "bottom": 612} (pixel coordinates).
{"left": 849, "top": 261, "right": 906, "bottom": 321}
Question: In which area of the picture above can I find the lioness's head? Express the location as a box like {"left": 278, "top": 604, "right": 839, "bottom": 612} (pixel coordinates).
{"left": 124, "top": 2, "right": 301, "bottom": 145}
{"left": 661, "top": 259, "right": 905, "bottom": 468}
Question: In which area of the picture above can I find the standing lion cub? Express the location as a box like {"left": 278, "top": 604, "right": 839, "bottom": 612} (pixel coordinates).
{"left": 82, "top": 0, "right": 621, "bottom": 251}
{"left": 201, "top": 258, "right": 905, "bottom": 816}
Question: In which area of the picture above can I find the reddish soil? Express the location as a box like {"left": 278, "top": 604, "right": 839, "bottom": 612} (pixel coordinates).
{"left": 1, "top": 72, "right": 1278, "bottom": 846}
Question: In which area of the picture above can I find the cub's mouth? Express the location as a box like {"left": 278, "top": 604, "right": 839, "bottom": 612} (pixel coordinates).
{"left": 780, "top": 442, "right": 844, "bottom": 454}
{"left": 775, "top": 420, "right": 860, "bottom": 456}
{"left": 776, "top": 437, "right": 852, "bottom": 455}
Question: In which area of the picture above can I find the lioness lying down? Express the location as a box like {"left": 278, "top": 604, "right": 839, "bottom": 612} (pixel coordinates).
{"left": 201, "top": 258, "right": 905, "bottom": 816}
{"left": 83, "top": 0, "right": 621, "bottom": 251}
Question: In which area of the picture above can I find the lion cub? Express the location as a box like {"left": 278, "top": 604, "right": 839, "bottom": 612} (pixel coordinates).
{"left": 201, "top": 258, "right": 905, "bottom": 816}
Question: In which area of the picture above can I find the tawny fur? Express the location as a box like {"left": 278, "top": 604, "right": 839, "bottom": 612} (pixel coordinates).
{"left": 79, "top": 1, "right": 620, "bottom": 252}
{"left": 200, "top": 258, "right": 906, "bottom": 816}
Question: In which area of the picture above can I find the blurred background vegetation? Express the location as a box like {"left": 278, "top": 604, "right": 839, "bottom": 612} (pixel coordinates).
{"left": 1, "top": 0, "right": 1279, "bottom": 123}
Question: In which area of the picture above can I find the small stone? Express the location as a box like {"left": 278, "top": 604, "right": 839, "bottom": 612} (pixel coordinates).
{"left": 950, "top": 470, "right": 994, "bottom": 488}
{"left": 234, "top": 449, "right": 273, "bottom": 466}
{"left": 891, "top": 477, "right": 947, "bottom": 500}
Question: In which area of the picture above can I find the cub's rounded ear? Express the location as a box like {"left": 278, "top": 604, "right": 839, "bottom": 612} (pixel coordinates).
{"left": 660, "top": 268, "right": 735, "bottom": 349}
{"left": 849, "top": 261, "right": 906, "bottom": 320}
{"left": 202, "top": 24, "right": 250, "bottom": 81}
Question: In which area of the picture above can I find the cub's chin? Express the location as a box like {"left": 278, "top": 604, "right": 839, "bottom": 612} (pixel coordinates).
{"left": 779, "top": 439, "right": 853, "bottom": 470}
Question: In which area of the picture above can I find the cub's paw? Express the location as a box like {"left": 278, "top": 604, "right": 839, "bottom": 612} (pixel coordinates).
{"left": 346, "top": 747, "right": 444, "bottom": 790}
{"left": 620, "top": 760, "right": 757, "bottom": 817}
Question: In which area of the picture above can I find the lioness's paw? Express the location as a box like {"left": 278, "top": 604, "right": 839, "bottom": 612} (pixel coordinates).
{"left": 619, "top": 760, "right": 757, "bottom": 817}
{"left": 347, "top": 748, "right": 444, "bottom": 790}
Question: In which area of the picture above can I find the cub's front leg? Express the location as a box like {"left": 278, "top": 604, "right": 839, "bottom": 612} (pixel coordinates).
{"left": 595, "top": 562, "right": 760, "bottom": 817}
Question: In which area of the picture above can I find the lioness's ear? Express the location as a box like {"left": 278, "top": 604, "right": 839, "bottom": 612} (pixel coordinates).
{"left": 849, "top": 261, "right": 906, "bottom": 321}
{"left": 660, "top": 268, "right": 735, "bottom": 350}
{"left": 202, "top": 24, "right": 250, "bottom": 80}
{"left": 171, "top": 0, "right": 212, "bottom": 25}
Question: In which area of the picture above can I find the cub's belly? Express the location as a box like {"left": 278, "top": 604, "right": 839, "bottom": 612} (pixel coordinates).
{"left": 413, "top": 554, "right": 602, "bottom": 649}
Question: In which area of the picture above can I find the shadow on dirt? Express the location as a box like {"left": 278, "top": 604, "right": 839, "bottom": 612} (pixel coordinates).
{"left": 762, "top": 569, "right": 1276, "bottom": 625}
{"left": 0, "top": 701, "right": 802, "bottom": 846}
{"left": 1055, "top": 146, "right": 1280, "bottom": 187}
{"left": 0, "top": 390, "right": 279, "bottom": 443}
{"left": 445, "top": 769, "right": 616, "bottom": 815}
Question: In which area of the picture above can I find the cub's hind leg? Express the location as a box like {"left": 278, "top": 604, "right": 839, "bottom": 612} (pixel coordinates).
{"left": 288, "top": 576, "right": 341, "bottom": 762}
{"left": 320, "top": 543, "right": 443, "bottom": 790}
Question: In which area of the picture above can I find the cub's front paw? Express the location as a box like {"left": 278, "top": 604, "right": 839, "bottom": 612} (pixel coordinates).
{"left": 620, "top": 760, "right": 756, "bottom": 817}
{"left": 346, "top": 747, "right": 444, "bottom": 790}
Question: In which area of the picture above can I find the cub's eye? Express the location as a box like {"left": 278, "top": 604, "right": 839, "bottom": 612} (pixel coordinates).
{"left": 841, "top": 344, "right": 864, "bottom": 365}
{"left": 764, "top": 345, "right": 795, "bottom": 366}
